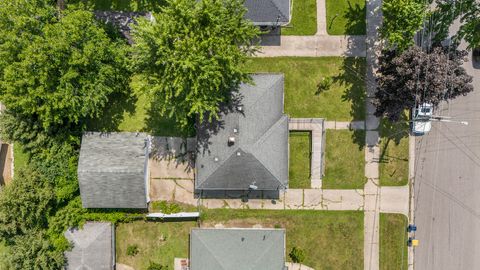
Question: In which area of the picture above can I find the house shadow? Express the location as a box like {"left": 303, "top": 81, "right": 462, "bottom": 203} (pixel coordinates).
{"left": 257, "top": 27, "right": 281, "bottom": 46}
{"left": 195, "top": 190, "right": 281, "bottom": 200}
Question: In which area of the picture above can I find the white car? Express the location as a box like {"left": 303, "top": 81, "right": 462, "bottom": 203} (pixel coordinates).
{"left": 412, "top": 103, "right": 433, "bottom": 135}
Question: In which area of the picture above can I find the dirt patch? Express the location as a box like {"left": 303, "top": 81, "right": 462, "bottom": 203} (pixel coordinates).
{"left": 0, "top": 144, "right": 13, "bottom": 185}
{"left": 201, "top": 218, "right": 283, "bottom": 229}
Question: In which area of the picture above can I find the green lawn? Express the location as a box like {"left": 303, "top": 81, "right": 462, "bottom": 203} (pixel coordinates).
{"left": 282, "top": 0, "right": 317, "bottom": 35}
{"left": 326, "top": 0, "right": 366, "bottom": 35}
{"left": 379, "top": 118, "right": 409, "bottom": 186}
{"left": 116, "top": 210, "right": 364, "bottom": 269}
{"left": 13, "top": 143, "right": 28, "bottom": 175}
{"left": 289, "top": 132, "right": 311, "bottom": 189}
{"left": 244, "top": 57, "right": 366, "bottom": 121}
{"left": 323, "top": 129, "right": 366, "bottom": 189}
{"left": 116, "top": 220, "right": 196, "bottom": 269}
{"left": 87, "top": 90, "right": 193, "bottom": 137}
{"left": 380, "top": 213, "right": 408, "bottom": 270}
{"left": 202, "top": 209, "right": 364, "bottom": 270}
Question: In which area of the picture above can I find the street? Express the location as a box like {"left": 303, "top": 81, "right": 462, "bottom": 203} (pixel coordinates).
{"left": 414, "top": 36, "right": 480, "bottom": 269}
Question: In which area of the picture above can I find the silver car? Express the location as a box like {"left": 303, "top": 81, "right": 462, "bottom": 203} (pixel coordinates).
{"left": 412, "top": 103, "right": 433, "bottom": 135}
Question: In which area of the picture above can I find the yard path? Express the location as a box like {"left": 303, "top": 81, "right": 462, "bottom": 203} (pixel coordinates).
{"left": 257, "top": 0, "right": 367, "bottom": 57}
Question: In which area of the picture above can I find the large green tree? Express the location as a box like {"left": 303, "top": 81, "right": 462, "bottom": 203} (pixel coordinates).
{"left": 0, "top": 9, "right": 130, "bottom": 131}
{"left": 380, "top": 0, "right": 427, "bottom": 51}
{"left": 131, "top": 0, "right": 259, "bottom": 127}
{"left": 374, "top": 46, "right": 473, "bottom": 121}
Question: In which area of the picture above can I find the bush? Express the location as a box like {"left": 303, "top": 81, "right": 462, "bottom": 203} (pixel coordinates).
{"left": 126, "top": 244, "right": 139, "bottom": 256}
{"left": 151, "top": 201, "right": 182, "bottom": 214}
{"left": 147, "top": 261, "right": 169, "bottom": 270}
{"left": 316, "top": 77, "right": 333, "bottom": 94}
{"left": 289, "top": 246, "right": 306, "bottom": 263}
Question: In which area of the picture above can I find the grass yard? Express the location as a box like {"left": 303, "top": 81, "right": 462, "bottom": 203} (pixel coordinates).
{"left": 326, "top": 0, "right": 366, "bottom": 35}
{"left": 13, "top": 143, "right": 28, "bottom": 175}
{"left": 244, "top": 57, "right": 366, "bottom": 121}
{"left": 379, "top": 118, "right": 409, "bottom": 186}
{"left": 116, "top": 220, "right": 196, "bottom": 269}
{"left": 323, "top": 129, "right": 366, "bottom": 189}
{"left": 202, "top": 209, "right": 364, "bottom": 270}
{"left": 380, "top": 214, "right": 408, "bottom": 270}
{"left": 289, "top": 131, "right": 311, "bottom": 189}
{"left": 282, "top": 0, "right": 317, "bottom": 35}
{"left": 88, "top": 91, "right": 194, "bottom": 137}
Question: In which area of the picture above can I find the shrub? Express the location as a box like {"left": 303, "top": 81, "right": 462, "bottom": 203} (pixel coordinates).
{"left": 147, "top": 261, "right": 169, "bottom": 270}
{"left": 289, "top": 246, "right": 306, "bottom": 263}
{"left": 152, "top": 201, "right": 182, "bottom": 214}
{"left": 316, "top": 77, "right": 333, "bottom": 94}
{"left": 126, "top": 244, "right": 139, "bottom": 256}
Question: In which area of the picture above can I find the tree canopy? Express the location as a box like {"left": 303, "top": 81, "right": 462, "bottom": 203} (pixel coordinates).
{"left": 131, "top": 0, "right": 259, "bottom": 127}
{"left": 380, "top": 0, "right": 427, "bottom": 51}
{"left": 0, "top": 9, "right": 130, "bottom": 131}
{"left": 374, "top": 46, "right": 473, "bottom": 121}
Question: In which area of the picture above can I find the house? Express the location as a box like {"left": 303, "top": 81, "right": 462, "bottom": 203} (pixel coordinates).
{"left": 244, "top": 0, "right": 291, "bottom": 26}
{"left": 196, "top": 74, "right": 289, "bottom": 193}
{"left": 189, "top": 228, "right": 287, "bottom": 270}
{"left": 77, "top": 132, "right": 150, "bottom": 209}
{"left": 64, "top": 222, "right": 115, "bottom": 270}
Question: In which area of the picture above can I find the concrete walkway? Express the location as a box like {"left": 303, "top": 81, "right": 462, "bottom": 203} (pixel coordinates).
{"left": 258, "top": 0, "right": 367, "bottom": 57}
{"left": 363, "top": 0, "right": 383, "bottom": 267}
{"left": 289, "top": 118, "right": 324, "bottom": 188}
{"left": 324, "top": 121, "right": 365, "bottom": 130}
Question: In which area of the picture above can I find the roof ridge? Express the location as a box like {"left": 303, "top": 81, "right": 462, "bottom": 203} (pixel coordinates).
{"left": 194, "top": 232, "right": 229, "bottom": 270}
{"left": 247, "top": 230, "right": 282, "bottom": 270}
{"left": 266, "top": 0, "right": 288, "bottom": 21}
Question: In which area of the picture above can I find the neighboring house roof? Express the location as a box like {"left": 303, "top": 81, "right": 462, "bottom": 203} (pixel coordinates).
{"left": 78, "top": 132, "right": 149, "bottom": 209}
{"left": 196, "top": 74, "right": 288, "bottom": 191}
{"left": 64, "top": 222, "right": 115, "bottom": 270}
{"left": 244, "top": 0, "right": 291, "bottom": 26}
{"left": 93, "top": 11, "right": 153, "bottom": 44}
{"left": 190, "top": 228, "right": 287, "bottom": 270}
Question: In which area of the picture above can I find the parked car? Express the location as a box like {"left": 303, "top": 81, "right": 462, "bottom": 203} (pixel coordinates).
{"left": 411, "top": 103, "right": 433, "bottom": 135}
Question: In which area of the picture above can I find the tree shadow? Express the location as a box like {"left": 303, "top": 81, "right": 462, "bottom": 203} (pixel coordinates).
{"left": 86, "top": 91, "right": 137, "bottom": 132}
{"left": 344, "top": 0, "right": 367, "bottom": 35}
{"left": 378, "top": 114, "right": 409, "bottom": 163}
{"left": 332, "top": 57, "right": 367, "bottom": 149}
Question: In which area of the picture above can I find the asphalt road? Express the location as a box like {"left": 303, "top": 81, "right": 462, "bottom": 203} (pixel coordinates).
{"left": 413, "top": 35, "right": 480, "bottom": 269}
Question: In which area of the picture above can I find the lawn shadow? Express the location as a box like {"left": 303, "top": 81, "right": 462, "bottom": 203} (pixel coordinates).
{"left": 343, "top": 0, "right": 366, "bottom": 35}
{"left": 378, "top": 116, "right": 409, "bottom": 164}
{"left": 332, "top": 57, "right": 367, "bottom": 149}
{"left": 86, "top": 91, "right": 137, "bottom": 132}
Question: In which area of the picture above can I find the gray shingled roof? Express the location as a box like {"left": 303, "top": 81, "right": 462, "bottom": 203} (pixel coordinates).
{"left": 196, "top": 74, "right": 288, "bottom": 191}
{"left": 190, "top": 228, "right": 287, "bottom": 270}
{"left": 244, "top": 0, "right": 291, "bottom": 25}
{"left": 78, "top": 132, "right": 149, "bottom": 209}
{"left": 64, "top": 222, "right": 114, "bottom": 270}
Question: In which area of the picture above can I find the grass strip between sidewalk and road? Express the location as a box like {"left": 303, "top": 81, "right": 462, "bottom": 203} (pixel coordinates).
{"left": 380, "top": 213, "right": 408, "bottom": 270}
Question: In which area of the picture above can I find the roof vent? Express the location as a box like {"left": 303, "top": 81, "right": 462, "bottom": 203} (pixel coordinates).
{"left": 233, "top": 128, "right": 238, "bottom": 134}
{"left": 228, "top": 136, "right": 235, "bottom": 146}
{"left": 236, "top": 151, "right": 241, "bottom": 156}
{"left": 213, "top": 156, "right": 219, "bottom": 162}
{"left": 237, "top": 106, "right": 243, "bottom": 112}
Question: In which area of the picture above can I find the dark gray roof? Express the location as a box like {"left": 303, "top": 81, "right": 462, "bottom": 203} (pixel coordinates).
{"left": 244, "top": 0, "right": 291, "bottom": 25}
{"left": 78, "top": 132, "right": 149, "bottom": 209}
{"left": 190, "top": 228, "right": 286, "bottom": 270}
{"left": 196, "top": 74, "right": 288, "bottom": 191}
{"left": 65, "top": 222, "right": 114, "bottom": 270}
